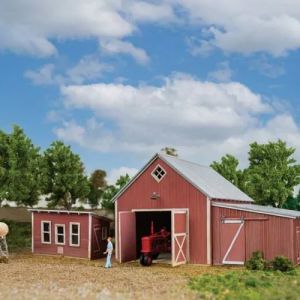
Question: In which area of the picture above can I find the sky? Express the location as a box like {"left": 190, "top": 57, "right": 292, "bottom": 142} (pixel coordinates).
{"left": 2, "top": 0, "right": 300, "bottom": 188}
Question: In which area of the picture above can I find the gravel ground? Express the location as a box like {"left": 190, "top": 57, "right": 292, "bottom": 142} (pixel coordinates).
{"left": 0, "top": 254, "right": 213, "bottom": 300}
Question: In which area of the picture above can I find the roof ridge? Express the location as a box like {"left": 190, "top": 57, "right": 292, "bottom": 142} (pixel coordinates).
{"left": 158, "top": 152, "right": 211, "bottom": 169}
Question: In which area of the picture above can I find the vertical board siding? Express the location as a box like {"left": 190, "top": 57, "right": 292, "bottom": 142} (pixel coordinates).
{"left": 212, "top": 207, "right": 295, "bottom": 265}
{"left": 33, "top": 212, "right": 89, "bottom": 259}
{"left": 117, "top": 157, "right": 208, "bottom": 264}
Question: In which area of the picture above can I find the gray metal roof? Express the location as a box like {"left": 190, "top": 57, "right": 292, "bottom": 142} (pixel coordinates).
{"left": 212, "top": 202, "right": 300, "bottom": 219}
{"left": 112, "top": 152, "right": 253, "bottom": 202}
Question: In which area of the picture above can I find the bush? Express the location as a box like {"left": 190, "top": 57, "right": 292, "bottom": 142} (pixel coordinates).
{"left": 272, "top": 255, "right": 294, "bottom": 272}
{"left": 245, "top": 251, "right": 266, "bottom": 270}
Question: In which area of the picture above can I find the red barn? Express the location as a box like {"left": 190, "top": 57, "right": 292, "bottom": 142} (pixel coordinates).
{"left": 28, "top": 209, "right": 111, "bottom": 260}
{"left": 113, "top": 153, "right": 300, "bottom": 266}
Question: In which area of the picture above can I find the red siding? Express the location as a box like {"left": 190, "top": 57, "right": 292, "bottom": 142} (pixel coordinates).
{"left": 116, "top": 157, "right": 208, "bottom": 264}
{"left": 212, "top": 207, "right": 295, "bottom": 265}
{"left": 33, "top": 212, "right": 89, "bottom": 259}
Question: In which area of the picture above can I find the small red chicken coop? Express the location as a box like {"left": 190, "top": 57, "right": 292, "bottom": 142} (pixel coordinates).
{"left": 28, "top": 209, "right": 112, "bottom": 260}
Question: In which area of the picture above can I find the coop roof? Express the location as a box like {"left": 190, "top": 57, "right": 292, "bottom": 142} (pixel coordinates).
{"left": 28, "top": 209, "right": 113, "bottom": 222}
{"left": 112, "top": 153, "right": 254, "bottom": 203}
{"left": 212, "top": 202, "right": 300, "bottom": 219}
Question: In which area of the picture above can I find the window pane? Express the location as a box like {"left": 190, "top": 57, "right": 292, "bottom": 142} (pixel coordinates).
{"left": 58, "top": 235, "right": 64, "bottom": 244}
{"left": 72, "top": 235, "right": 79, "bottom": 245}
{"left": 44, "top": 233, "right": 50, "bottom": 242}
{"left": 43, "top": 223, "right": 49, "bottom": 232}
{"left": 72, "top": 224, "right": 78, "bottom": 234}
{"left": 57, "top": 226, "right": 64, "bottom": 234}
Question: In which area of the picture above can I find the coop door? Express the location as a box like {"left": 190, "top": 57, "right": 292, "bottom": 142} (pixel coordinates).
{"left": 220, "top": 219, "right": 245, "bottom": 265}
{"left": 172, "top": 210, "right": 189, "bottom": 266}
{"left": 92, "top": 224, "right": 101, "bottom": 255}
{"left": 119, "top": 211, "right": 136, "bottom": 263}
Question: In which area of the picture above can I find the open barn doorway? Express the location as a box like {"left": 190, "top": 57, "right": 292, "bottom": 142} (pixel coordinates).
{"left": 135, "top": 211, "right": 172, "bottom": 265}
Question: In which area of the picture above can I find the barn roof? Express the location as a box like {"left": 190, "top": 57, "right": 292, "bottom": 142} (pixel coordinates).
{"left": 212, "top": 202, "right": 300, "bottom": 219}
{"left": 28, "top": 209, "right": 113, "bottom": 222}
{"left": 112, "top": 153, "right": 254, "bottom": 203}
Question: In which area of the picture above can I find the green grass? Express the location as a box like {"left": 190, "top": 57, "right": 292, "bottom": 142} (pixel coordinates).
{"left": 0, "top": 219, "right": 31, "bottom": 253}
{"left": 189, "top": 269, "right": 300, "bottom": 299}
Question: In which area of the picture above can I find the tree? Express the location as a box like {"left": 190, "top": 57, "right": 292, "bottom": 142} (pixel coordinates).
{"left": 246, "top": 140, "right": 300, "bottom": 207}
{"left": 85, "top": 170, "right": 107, "bottom": 209}
{"left": 101, "top": 174, "right": 131, "bottom": 211}
{"left": 210, "top": 154, "right": 246, "bottom": 190}
{"left": 0, "top": 125, "right": 42, "bottom": 208}
{"left": 161, "top": 147, "right": 178, "bottom": 156}
{"left": 43, "top": 141, "right": 90, "bottom": 210}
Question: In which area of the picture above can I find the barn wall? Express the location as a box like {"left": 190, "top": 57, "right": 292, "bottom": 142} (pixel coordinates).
{"left": 293, "top": 219, "right": 300, "bottom": 265}
{"left": 33, "top": 213, "right": 89, "bottom": 259}
{"left": 91, "top": 216, "right": 110, "bottom": 259}
{"left": 116, "top": 157, "right": 208, "bottom": 264}
{"left": 212, "top": 207, "right": 295, "bottom": 264}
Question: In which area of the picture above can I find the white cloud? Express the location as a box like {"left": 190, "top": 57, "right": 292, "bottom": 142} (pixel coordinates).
{"left": 99, "top": 38, "right": 150, "bottom": 65}
{"left": 176, "top": 0, "right": 300, "bottom": 57}
{"left": 107, "top": 167, "right": 139, "bottom": 185}
{"left": 50, "top": 72, "right": 300, "bottom": 168}
{"left": 24, "top": 56, "right": 113, "bottom": 86}
{"left": 208, "top": 61, "right": 234, "bottom": 82}
{"left": 250, "top": 55, "right": 285, "bottom": 78}
{"left": 0, "top": 0, "right": 176, "bottom": 58}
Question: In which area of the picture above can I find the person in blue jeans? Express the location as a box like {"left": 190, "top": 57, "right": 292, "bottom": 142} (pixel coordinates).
{"left": 103, "top": 237, "right": 113, "bottom": 268}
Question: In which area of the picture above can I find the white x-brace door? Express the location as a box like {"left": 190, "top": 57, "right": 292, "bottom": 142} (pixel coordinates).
{"left": 172, "top": 210, "right": 189, "bottom": 266}
{"left": 221, "top": 219, "right": 245, "bottom": 265}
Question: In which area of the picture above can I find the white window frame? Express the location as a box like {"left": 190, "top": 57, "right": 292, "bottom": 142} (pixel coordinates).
{"left": 69, "top": 222, "right": 80, "bottom": 247}
{"left": 55, "top": 224, "right": 66, "bottom": 245}
{"left": 151, "top": 164, "right": 167, "bottom": 182}
{"left": 102, "top": 227, "right": 108, "bottom": 240}
{"left": 41, "top": 221, "right": 51, "bottom": 244}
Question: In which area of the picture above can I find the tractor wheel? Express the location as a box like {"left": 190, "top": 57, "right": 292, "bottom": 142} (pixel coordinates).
{"left": 143, "top": 255, "right": 153, "bottom": 266}
{"left": 152, "top": 253, "right": 159, "bottom": 260}
{"left": 140, "top": 254, "right": 145, "bottom": 266}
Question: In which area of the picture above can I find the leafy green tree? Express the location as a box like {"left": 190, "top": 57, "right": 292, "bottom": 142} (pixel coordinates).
{"left": 0, "top": 125, "right": 42, "bottom": 208}
{"left": 161, "top": 147, "right": 178, "bottom": 156}
{"left": 43, "top": 141, "right": 90, "bottom": 210}
{"left": 101, "top": 174, "right": 131, "bottom": 211}
{"left": 210, "top": 154, "right": 246, "bottom": 190}
{"left": 246, "top": 140, "right": 300, "bottom": 207}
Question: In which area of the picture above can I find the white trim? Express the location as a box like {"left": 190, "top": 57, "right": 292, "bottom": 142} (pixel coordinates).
{"left": 55, "top": 224, "right": 66, "bottom": 245}
{"left": 222, "top": 222, "right": 244, "bottom": 265}
{"left": 69, "top": 222, "right": 80, "bottom": 247}
{"left": 207, "top": 197, "right": 211, "bottom": 265}
{"left": 132, "top": 208, "right": 188, "bottom": 212}
{"left": 223, "top": 220, "right": 243, "bottom": 224}
{"left": 212, "top": 202, "right": 297, "bottom": 219}
{"left": 31, "top": 212, "right": 34, "bottom": 253}
{"left": 151, "top": 164, "right": 167, "bottom": 182}
{"left": 115, "top": 200, "right": 118, "bottom": 260}
{"left": 41, "top": 221, "right": 51, "bottom": 244}
{"left": 119, "top": 211, "right": 122, "bottom": 263}
{"left": 88, "top": 214, "right": 92, "bottom": 259}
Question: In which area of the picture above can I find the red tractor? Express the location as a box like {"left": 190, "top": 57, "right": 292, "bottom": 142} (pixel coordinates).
{"left": 140, "top": 221, "right": 171, "bottom": 266}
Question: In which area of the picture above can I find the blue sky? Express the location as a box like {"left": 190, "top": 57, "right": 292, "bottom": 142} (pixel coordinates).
{"left": 2, "top": 0, "right": 300, "bottom": 184}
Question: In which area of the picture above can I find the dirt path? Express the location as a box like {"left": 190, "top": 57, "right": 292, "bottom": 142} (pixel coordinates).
{"left": 0, "top": 254, "right": 208, "bottom": 300}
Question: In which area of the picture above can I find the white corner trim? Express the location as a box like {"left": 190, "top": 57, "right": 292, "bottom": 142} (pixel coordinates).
{"left": 207, "top": 197, "right": 211, "bottom": 265}
{"left": 115, "top": 200, "right": 118, "bottom": 260}
{"left": 41, "top": 221, "right": 51, "bottom": 244}
{"left": 69, "top": 222, "right": 80, "bottom": 247}
{"left": 31, "top": 212, "right": 34, "bottom": 253}
{"left": 151, "top": 164, "right": 167, "bottom": 182}
{"left": 54, "top": 224, "right": 66, "bottom": 245}
{"left": 88, "top": 214, "right": 92, "bottom": 259}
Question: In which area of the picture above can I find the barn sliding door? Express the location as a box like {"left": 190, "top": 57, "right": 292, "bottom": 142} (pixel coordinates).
{"left": 220, "top": 219, "right": 245, "bottom": 265}
{"left": 172, "top": 210, "right": 189, "bottom": 266}
{"left": 119, "top": 211, "right": 136, "bottom": 263}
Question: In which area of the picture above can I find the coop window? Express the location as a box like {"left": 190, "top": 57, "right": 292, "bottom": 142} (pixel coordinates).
{"left": 41, "top": 221, "right": 51, "bottom": 244}
{"left": 102, "top": 227, "right": 108, "bottom": 240}
{"left": 151, "top": 164, "right": 167, "bottom": 182}
{"left": 55, "top": 224, "right": 65, "bottom": 245}
{"left": 69, "top": 223, "right": 80, "bottom": 247}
